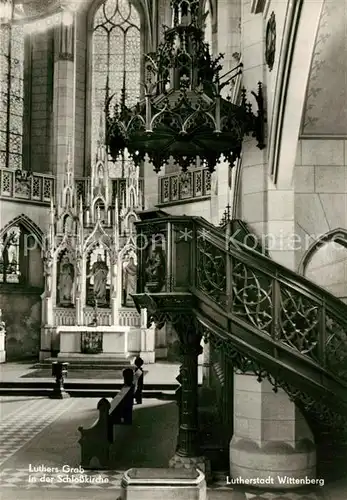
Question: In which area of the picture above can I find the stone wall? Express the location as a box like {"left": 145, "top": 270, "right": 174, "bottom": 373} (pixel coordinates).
{"left": 305, "top": 242, "right": 347, "bottom": 303}
{"left": 294, "top": 138, "right": 347, "bottom": 298}
{"left": 0, "top": 202, "right": 49, "bottom": 234}
{"left": 0, "top": 289, "right": 42, "bottom": 360}
{"left": 164, "top": 200, "right": 211, "bottom": 220}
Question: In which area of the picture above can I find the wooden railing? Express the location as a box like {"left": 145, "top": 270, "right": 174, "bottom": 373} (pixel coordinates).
{"left": 158, "top": 166, "right": 211, "bottom": 205}
{"left": 134, "top": 214, "right": 347, "bottom": 427}
{"left": 78, "top": 368, "right": 141, "bottom": 469}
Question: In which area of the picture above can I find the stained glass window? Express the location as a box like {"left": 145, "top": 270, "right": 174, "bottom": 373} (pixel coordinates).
{"left": 0, "top": 19, "right": 25, "bottom": 170}
{"left": 92, "top": 0, "right": 141, "bottom": 158}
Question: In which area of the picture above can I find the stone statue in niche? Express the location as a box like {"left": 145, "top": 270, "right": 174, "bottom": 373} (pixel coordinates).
{"left": 145, "top": 247, "right": 166, "bottom": 292}
{"left": 98, "top": 165, "right": 104, "bottom": 188}
{"left": 87, "top": 254, "right": 109, "bottom": 307}
{"left": 58, "top": 256, "right": 75, "bottom": 306}
{"left": 122, "top": 256, "right": 137, "bottom": 306}
{"left": 64, "top": 215, "right": 74, "bottom": 235}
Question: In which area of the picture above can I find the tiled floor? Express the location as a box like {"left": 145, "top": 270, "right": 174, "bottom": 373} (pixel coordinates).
{"left": 0, "top": 397, "right": 75, "bottom": 467}
{"left": 0, "top": 384, "right": 346, "bottom": 499}
{"left": 0, "top": 361, "right": 192, "bottom": 385}
{"left": 0, "top": 396, "right": 123, "bottom": 492}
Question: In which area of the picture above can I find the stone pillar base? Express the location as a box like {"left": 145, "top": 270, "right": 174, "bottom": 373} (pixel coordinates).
{"left": 230, "top": 436, "right": 316, "bottom": 488}
{"left": 0, "top": 350, "right": 5, "bottom": 363}
{"left": 119, "top": 467, "right": 206, "bottom": 500}
{"left": 169, "top": 454, "right": 211, "bottom": 480}
{"left": 217, "top": 486, "right": 323, "bottom": 499}
{"left": 230, "top": 373, "right": 316, "bottom": 490}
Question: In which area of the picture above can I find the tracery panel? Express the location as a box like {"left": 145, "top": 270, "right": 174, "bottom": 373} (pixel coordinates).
{"left": 0, "top": 21, "right": 24, "bottom": 170}
{"left": 91, "top": 0, "right": 141, "bottom": 157}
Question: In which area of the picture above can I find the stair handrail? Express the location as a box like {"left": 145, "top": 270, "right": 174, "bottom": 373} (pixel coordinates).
{"left": 192, "top": 215, "right": 347, "bottom": 325}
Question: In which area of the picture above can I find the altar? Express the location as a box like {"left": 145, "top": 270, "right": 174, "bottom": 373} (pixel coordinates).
{"left": 40, "top": 132, "right": 156, "bottom": 364}
{"left": 57, "top": 320, "right": 155, "bottom": 363}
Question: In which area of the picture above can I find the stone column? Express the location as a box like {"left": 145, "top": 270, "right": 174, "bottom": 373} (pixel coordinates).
{"left": 239, "top": 1, "right": 268, "bottom": 243}
{"left": 230, "top": 373, "right": 316, "bottom": 488}
{"left": 169, "top": 315, "right": 210, "bottom": 475}
{"left": 52, "top": 12, "right": 76, "bottom": 198}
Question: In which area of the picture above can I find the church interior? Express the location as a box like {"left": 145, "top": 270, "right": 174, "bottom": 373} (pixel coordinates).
{"left": 0, "top": 0, "right": 347, "bottom": 498}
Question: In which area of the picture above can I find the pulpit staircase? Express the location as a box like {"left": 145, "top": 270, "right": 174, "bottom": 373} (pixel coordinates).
{"left": 134, "top": 212, "right": 347, "bottom": 481}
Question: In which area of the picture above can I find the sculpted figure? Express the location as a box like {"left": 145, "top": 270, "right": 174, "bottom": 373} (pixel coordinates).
{"left": 145, "top": 247, "right": 165, "bottom": 292}
{"left": 58, "top": 256, "right": 74, "bottom": 305}
{"left": 123, "top": 256, "right": 137, "bottom": 306}
{"left": 87, "top": 254, "right": 109, "bottom": 306}
{"left": 146, "top": 247, "right": 165, "bottom": 282}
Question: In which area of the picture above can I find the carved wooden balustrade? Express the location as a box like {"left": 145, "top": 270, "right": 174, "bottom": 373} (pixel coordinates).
{"left": 133, "top": 213, "right": 347, "bottom": 435}
{"left": 158, "top": 166, "right": 211, "bottom": 205}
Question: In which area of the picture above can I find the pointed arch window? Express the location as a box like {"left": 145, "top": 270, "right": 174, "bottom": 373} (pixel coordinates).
{"left": 91, "top": 0, "right": 141, "bottom": 158}
{"left": 0, "top": 225, "right": 27, "bottom": 283}
{"left": 0, "top": 13, "right": 25, "bottom": 170}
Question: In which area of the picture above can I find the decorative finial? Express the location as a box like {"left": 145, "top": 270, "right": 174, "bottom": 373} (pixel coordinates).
{"left": 79, "top": 196, "right": 83, "bottom": 221}
{"left": 49, "top": 198, "right": 55, "bottom": 225}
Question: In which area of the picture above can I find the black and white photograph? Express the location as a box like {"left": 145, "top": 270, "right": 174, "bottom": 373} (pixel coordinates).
{"left": 0, "top": 0, "right": 346, "bottom": 499}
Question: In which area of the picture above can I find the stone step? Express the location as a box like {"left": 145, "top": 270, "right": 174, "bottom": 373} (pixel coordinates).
{"left": 35, "top": 356, "right": 132, "bottom": 369}
{"left": 0, "top": 386, "right": 177, "bottom": 399}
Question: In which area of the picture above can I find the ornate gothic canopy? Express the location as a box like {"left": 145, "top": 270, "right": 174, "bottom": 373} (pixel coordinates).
{"left": 105, "top": 0, "right": 265, "bottom": 173}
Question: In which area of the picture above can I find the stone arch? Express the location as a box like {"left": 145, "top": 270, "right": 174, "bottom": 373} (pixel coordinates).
{"left": 299, "top": 228, "right": 347, "bottom": 274}
{"left": 268, "top": 0, "right": 324, "bottom": 188}
{"left": 299, "top": 228, "right": 347, "bottom": 302}
{"left": 0, "top": 214, "right": 44, "bottom": 247}
{"left": 0, "top": 214, "right": 44, "bottom": 288}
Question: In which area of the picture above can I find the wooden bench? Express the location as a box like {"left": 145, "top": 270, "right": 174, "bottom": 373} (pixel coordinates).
{"left": 78, "top": 368, "right": 141, "bottom": 469}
